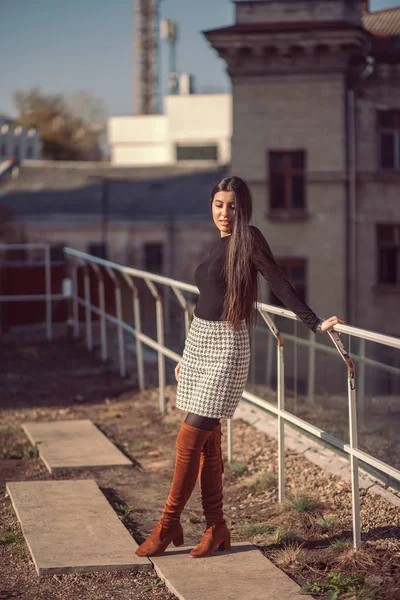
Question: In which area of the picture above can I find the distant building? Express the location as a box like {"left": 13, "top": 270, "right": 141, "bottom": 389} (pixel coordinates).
{"left": 203, "top": 0, "right": 400, "bottom": 337}
{"left": 0, "top": 161, "right": 228, "bottom": 282}
{"left": 0, "top": 116, "right": 42, "bottom": 161}
{"left": 108, "top": 93, "right": 231, "bottom": 167}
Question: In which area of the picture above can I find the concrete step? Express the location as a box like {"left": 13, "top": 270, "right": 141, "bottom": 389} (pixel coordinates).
{"left": 6, "top": 479, "right": 151, "bottom": 576}
{"left": 151, "top": 542, "right": 312, "bottom": 600}
{"left": 22, "top": 419, "right": 132, "bottom": 472}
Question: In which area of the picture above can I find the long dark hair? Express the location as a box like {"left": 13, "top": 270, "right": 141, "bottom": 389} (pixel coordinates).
{"left": 209, "top": 176, "right": 260, "bottom": 334}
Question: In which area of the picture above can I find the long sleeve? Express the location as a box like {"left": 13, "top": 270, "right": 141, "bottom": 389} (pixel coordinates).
{"left": 250, "top": 226, "right": 321, "bottom": 333}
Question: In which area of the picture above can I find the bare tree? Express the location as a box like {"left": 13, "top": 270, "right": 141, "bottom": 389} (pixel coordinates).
{"left": 65, "top": 91, "right": 108, "bottom": 129}
{"left": 13, "top": 87, "right": 106, "bottom": 161}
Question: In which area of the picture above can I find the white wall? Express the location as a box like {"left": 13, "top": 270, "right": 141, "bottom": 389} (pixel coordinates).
{"left": 108, "top": 115, "right": 170, "bottom": 166}
{"left": 0, "top": 120, "right": 42, "bottom": 161}
{"left": 166, "top": 94, "right": 231, "bottom": 165}
{"left": 108, "top": 94, "right": 232, "bottom": 167}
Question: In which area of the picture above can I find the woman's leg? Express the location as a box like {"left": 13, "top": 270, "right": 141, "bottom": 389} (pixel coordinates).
{"left": 189, "top": 420, "right": 230, "bottom": 558}
{"left": 135, "top": 416, "right": 214, "bottom": 557}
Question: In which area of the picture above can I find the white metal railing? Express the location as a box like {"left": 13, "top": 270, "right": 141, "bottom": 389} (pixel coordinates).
{"left": 63, "top": 246, "right": 400, "bottom": 551}
{"left": 0, "top": 243, "right": 66, "bottom": 340}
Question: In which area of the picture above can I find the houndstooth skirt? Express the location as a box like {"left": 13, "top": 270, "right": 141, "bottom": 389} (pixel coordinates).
{"left": 175, "top": 314, "right": 251, "bottom": 419}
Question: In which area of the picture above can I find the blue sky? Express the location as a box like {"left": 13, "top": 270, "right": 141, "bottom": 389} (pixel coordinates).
{"left": 1, "top": 0, "right": 399, "bottom": 119}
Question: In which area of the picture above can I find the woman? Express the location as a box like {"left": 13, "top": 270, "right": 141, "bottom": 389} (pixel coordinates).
{"left": 135, "top": 176, "right": 344, "bottom": 559}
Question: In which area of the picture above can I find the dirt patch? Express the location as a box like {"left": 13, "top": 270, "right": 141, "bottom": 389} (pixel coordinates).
{"left": 1, "top": 332, "right": 400, "bottom": 600}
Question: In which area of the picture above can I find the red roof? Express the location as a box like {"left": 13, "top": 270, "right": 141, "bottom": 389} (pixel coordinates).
{"left": 363, "top": 6, "right": 400, "bottom": 36}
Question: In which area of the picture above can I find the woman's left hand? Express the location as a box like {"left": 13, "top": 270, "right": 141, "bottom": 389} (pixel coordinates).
{"left": 321, "top": 315, "right": 345, "bottom": 332}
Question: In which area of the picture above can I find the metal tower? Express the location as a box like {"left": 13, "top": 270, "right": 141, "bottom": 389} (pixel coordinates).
{"left": 161, "top": 19, "right": 179, "bottom": 95}
{"left": 134, "top": 0, "right": 161, "bottom": 115}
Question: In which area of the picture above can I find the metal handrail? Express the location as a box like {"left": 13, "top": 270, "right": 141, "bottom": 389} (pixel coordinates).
{"left": 63, "top": 246, "right": 400, "bottom": 551}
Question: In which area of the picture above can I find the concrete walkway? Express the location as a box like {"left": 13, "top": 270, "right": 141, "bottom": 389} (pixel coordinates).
{"left": 22, "top": 419, "right": 132, "bottom": 472}
{"left": 151, "top": 543, "right": 312, "bottom": 600}
{"left": 6, "top": 476, "right": 312, "bottom": 597}
{"left": 6, "top": 417, "right": 317, "bottom": 596}
{"left": 6, "top": 480, "right": 150, "bottom": 576}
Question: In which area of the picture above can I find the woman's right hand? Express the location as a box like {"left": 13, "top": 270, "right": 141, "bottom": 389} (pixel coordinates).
{"left": 175, "top": 360, "right": 182, "bottom": 382}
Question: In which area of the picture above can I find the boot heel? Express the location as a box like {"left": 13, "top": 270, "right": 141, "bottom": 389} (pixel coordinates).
{"left": 172, "top": 531, "right": 184, "bottom": 547}
{"left": 219, "top": 533, "right": 231, "bottom": 551}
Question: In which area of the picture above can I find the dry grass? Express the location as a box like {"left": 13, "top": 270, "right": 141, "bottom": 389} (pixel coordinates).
{"left": 270, "top": 541, "right": 306, "bottom": 569}
{"left": 331, "top": 545, "right": 387, "bottom": 574}
{"left": 224, "top": 418, "right": 400, "bottom": 599}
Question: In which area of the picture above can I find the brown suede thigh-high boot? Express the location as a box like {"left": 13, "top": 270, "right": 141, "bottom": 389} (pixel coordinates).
{"left": 135, "top": 421, "right": 213, "bottom": 557}
{"left": 189, "top": 423, "right": 231, "bottom": 558}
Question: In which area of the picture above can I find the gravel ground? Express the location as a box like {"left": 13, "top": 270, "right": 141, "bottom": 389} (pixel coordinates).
{"left": 1, "top": 333, "right": 399, "bottom": 600}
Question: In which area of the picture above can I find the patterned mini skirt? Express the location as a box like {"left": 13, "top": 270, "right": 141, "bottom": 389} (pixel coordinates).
{"left": 175, "top": 314, "right": 251, "bottom": 419}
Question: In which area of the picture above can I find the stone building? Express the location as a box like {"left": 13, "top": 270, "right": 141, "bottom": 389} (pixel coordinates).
{"left": 204, "top": 0, "right": 400, "bottom": 337}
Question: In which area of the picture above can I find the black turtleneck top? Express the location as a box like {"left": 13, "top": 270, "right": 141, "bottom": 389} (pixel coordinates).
{"left": 194, "top": 226, "right": 321, "bottom": 333}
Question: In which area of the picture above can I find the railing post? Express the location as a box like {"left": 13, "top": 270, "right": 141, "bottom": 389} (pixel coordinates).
{"left": 349, "top": 376, "right": 361, "bottom": 550}
{"left": 266, "top": 330, "right": 273, "bottom": 387}
{"left": 156, "top": 292, "right": 166, "bottom": 413}
{"left": 92, "top": 264, "right": 107, "bottom": 362}
{"left": 72, "top": 262, "right": 79, "bottom": 339}
{"left": 258, "top": 307, "right": 286, "bottom": 501}
{"left": 105, "top": 268, "right": 126, "bottom": 378}
{"left": 293, "top": 320, "right": 298, "bottom": 414}
{"left": 328, "top": 330, "right": 360, "bottom": 549}
{"left": 84, "top": 265, "right": 93, "bottom": 351}
{"left": 308, "top": 329, "right": 316, "bottom": 404}
{"left": 145, "top": 278, "right": 166, "bottom": 413}
{"left": 133, "top": 289, "right": 145, "bottom": 391}
{"left": 358, "top": 338, "right": 366, "bottom": 427}
{"left": 121, "top": 272, "right": 145, "bottom": 390}
{"left": 99, "top": 277, "right": 107, "bottom": 362}
{"left": 170, "top": 285, "right": 191, "bottom": 338}
{"left": 115, "top": 284, "right": 125, "bottom": 377}
{"left": 277, "top": 335, "right": 285, "bottom": 503}
{"left": 44, "top": 244, "right": 52, "bottom": 341}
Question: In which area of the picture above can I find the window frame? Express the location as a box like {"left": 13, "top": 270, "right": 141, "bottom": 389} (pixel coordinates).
{"left": 377, "top": 109, "right": 400, "bottom": 171}
{"left": 143, "top": 242, "right": 164, "bottom": 275}
{"left": 87, "top": 242, "right": 109, "bottom": 260}
{"left": 267, "top": 149, "right": 307, "bottom": 218}
{"left": 376, "top": 223, "right": 400, "bottom": 285}
{"left": 175, "top": 144, "right": 219, "bottom": 162}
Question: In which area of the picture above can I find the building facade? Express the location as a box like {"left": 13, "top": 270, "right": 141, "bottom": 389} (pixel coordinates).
{"left": 108, "top": 93, "right": 232, "bottom": 167}
{"left": 204, "top": 0, "right": 400, "bottom": 337}
{"left": 0, "top": 116, "right": 42, "bottom": 162}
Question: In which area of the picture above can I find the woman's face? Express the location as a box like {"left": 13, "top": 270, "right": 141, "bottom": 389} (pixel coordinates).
{"left": 212, "top": 191, "right": 236, "bottom": 237}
